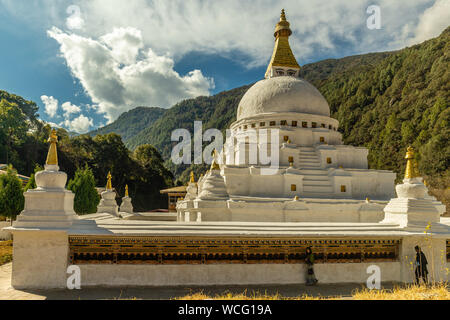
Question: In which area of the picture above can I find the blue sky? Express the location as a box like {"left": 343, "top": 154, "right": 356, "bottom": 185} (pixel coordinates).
{"left": 0, "top": 0, "right": 448, "bottom": 133}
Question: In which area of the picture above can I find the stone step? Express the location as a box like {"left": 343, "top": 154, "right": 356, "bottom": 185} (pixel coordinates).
{"left": 303, "top": 180, "right": 332, "bottom": 186}
{"left": 299, "top": 154, "right": 317, "bottom": 157}
{"left": 300, "top": 147, "right": 316, "bottom": 151}
{"left": 299, "top": 169, "right": 329, "bottom": 175}
{"left": 299, "top": 163, "right": 321, "bottom": 168}
{"left": 303, "top": 185, "right": 334, "bottom": 193}
{"left": 303, "top": 175, "right": 331, "bottom": 184}
{"left": 299, "top": 155, "right": 318, "bottom": 159}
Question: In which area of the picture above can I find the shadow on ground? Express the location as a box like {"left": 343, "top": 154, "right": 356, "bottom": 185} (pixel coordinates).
{"left": 17, "top": 282, "right": 401, "bottom": 300}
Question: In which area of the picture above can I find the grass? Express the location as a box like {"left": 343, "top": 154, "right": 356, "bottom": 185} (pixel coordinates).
{"left": 176, "top": 289, "right": 336, "bottom": 300}
{"left": 0, "top": 241, "right": 13, "bottom": 266}
{"left": 175, "top": 284, "right": 450, "bottom": 300}
{"left": 353, "top": 283, "right": 450, "bottom": 300}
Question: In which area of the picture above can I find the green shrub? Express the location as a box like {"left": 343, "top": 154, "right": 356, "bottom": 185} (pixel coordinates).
{"left": 67, "top": 165, "right": 100, "bottom": 215}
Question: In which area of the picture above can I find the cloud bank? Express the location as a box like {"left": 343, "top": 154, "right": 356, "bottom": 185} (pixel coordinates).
{"left": 48, "top": 26, "right": 214, "bottom": 123}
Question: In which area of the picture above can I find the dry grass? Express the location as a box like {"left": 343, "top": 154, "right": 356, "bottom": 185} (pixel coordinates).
{"left": 175, "top": 290, "right": 337, "bottom": 300}
{"left": 0, "top": 241, "right": 13, "bottom": 266}
{"left": 353, "top": 283, "right": 450, "bottom": 300}
{"left": 175, "top": 284, "right": 450, "bottom": 300}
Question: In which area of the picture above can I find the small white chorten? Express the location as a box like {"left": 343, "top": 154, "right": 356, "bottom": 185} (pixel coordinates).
{"left": 198, "top": 152, "right": 229, "bottom": 200}
{"left": 13, "top": 129, "right": 78, "bottom": 228}
{"left": 184, "top": 172, "right": 198, "bottom": 201}
{"left": 119, "top": 184, "right": 134, "bottom": 214}
{"left": 97, "top": 172, "right": 119, "bottom": 216}
{"left": 382, "top": 147, "right": 447, "bottom": 231}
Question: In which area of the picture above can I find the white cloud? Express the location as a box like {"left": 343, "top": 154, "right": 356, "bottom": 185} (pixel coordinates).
{"left": 39, "top": 95, "right": 92, "bottom": 133}
{"left": 41, "top": 95, "right": 59, "bottom": 118}
{"left": 61, "top": 114, "right": 93, "bottom": 133}
{"left": 61, "top": 101, "right": 81, "bottom": 118}
{"left": 408, "top": 0, "right": 450, "bottom": 45}
{"left": 48, "top": 26, "right": 214, "bottom": 123}
{"left": 66, "top": 0, "right": 446, "bottom": 66}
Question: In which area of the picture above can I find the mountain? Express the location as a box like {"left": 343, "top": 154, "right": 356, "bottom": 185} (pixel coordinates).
{"left": 94, "top": 28, "right": 449, "bottom": 194}
{"left": 89, "top": 107, "right": 166, "bottom": 143}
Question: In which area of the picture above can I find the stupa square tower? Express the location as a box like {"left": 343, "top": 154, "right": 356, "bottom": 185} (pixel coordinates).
{"left": 178, "top": 10, "right": 396, "bottom": 223}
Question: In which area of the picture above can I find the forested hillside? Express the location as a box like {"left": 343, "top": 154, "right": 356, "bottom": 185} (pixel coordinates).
{"left": 89, "top": 106, "right": 166, "bottom": 142}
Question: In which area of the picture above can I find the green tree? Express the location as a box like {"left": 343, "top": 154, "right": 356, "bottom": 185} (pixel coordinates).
{"left": 0, "top": 165, "right": 25, "bottom": 224}
{"left": 0, "top": 99, "right": 28, "bottom": 164}
{"left": 67, "top": 165, "right": 100, "bottom": 215}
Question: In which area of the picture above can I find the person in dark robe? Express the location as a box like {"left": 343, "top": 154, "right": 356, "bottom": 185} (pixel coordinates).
{"left": 414, "top": 245, "right": 428, "bottom": 285}
{"left": 305, "top": 247, "right": 318, "bottom": 286}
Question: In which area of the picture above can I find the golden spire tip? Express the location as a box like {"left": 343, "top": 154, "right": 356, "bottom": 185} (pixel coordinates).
{"left": 404, "top": 146, "right": 420, "bottom": 179}
{"left": 190, "top": 171, "right": 195, "bottom": 183}
{"left": 45, "top": 128, "right": 59, "bottom": 166}
{"left": 125, "top": 184, "right": 129, "bottom": 197}
{"left": 106, "top": 171, "right": 113, "bottom": 190}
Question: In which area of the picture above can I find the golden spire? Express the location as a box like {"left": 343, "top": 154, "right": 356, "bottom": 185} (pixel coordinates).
{"left": 45, "top": 129, "right": 58, "bottom": 166}
{"left": 211, "top": 149, "right": 220, "bottom": 171}
{"left": 106, "top": 172, "right": 113, "bottom": 190}
{"left": 404, "top": 146, "right": 420, "bottom": 179}
{"left": 265, "top": 9, "right": 301, "bottom": 78}
{"left": 190, "top": 172, "right": 195, "bottom": 183}
{"left": 125, "top": 184, "right": 129, "bottom": 197}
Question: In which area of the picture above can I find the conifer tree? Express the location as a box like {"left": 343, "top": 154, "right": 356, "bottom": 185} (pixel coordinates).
{"left": 0, "top": 165, "right": 25, "bottom": 224}
{"left": 67, "top": 165, "right": 100, "bottom": 215}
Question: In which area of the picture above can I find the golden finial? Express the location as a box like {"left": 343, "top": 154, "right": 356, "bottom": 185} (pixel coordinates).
{"left": 125, "top": 184, "right": 129, "bottom": 197}
{"left": 106, "top": 171, "right": 113, "bottom": 190}
{"left": 366, "top": 197, "right": 370, "bottom": 203}
{"left": 265, "top": 9, "right": 300, "bottom": 78}
{"left": 289, "top": 161, "right": 294, "bottom": 167}
{"left": 190, "top": 172, "right": 195, "bottom": 183}
{"left": 280, "top": 9, "right": 286, "bottom": 21}
{"left": 294, "top": 196, "right": 299, "bottom": 201}
{"left": 405, "top": 146, "right": 420, "bottom": 179}
{"left": 45, "top": 129, "right": 58, "bottom": 166}
{"left": 211, "top": 149, "right": 220, "bottom": 171}
{"left": 424, "top": 180, "right": 428, "bottom": 187}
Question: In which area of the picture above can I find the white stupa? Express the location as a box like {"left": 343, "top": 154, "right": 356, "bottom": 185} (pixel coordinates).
{"left": 13, "top": 129, "right": 78, "bottom": 228}
{"left": 382, "top": 147, "right": 447, "bottom": 231}
{"left": 177, "top": 10, "right": 397, "bottom": 223}
{"left": 119, "top": 185, "right": 134, "bottom": 214}
{"left": 97, "top": 172, "right": 119, "bottom": 216}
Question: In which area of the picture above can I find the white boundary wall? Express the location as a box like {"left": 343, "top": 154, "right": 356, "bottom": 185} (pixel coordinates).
{"left": 0, "top": 222, "right": 11, "bottom": 240}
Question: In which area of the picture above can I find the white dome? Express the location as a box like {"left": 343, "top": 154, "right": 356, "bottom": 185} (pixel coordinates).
{"left": 237, "top": 77, "right": 330, "bottom": 121}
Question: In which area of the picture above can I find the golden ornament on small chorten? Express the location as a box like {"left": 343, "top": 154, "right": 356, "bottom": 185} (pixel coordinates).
{"left": 125, "top": 184, "right": 129, "bottom": 197}
{"left": 404, "top": 146, "right": 420, "bottom": 179}
{"left": 190, "top": 172, "right": 196, "bottom": 183}
{"left": 46, "top": 129, "right": 59, "bottom": 166}
{"left": 211, "top": 149, "right": 221, "bottom": 171}
{"left": 106, "top": 172, "right": 113, "bottom": 190}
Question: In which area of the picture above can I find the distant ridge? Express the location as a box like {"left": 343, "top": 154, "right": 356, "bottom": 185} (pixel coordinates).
{"left": 89, "top": 106, "right": 166, "bottom": 142}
